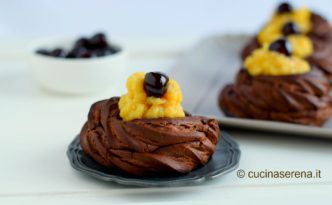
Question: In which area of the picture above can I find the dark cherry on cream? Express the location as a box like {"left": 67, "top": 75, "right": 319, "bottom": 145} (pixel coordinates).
{"left": 269, "top": 38, "right": 293, "bottom": 56}
{"left": 277, "top": 2, "right": 293, "bottom": 14}
{"left": 282, "top": 22, "right": 301, "bottom": 36}
{"left": 144, "top": 72, "right": 169, "bottom": 98}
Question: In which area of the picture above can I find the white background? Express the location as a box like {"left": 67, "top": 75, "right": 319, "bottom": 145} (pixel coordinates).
{"left": 0, "top": 0, "right": 331, "bottom": 40}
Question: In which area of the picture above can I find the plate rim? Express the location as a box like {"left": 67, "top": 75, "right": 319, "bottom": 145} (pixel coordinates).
{"left": 208, "top": 115, "right": 332, "bottom": 139}
{"left": 67, "top": 131, "right": 241, "bottom": 187}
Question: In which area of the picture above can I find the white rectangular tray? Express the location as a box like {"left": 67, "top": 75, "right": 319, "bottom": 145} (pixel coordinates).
{"left": 171, "top": 34, "right": 332, "bottom": 139}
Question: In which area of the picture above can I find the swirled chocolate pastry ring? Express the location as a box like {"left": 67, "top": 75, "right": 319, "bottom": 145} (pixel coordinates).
{"left": 219, "top": 68, "right": 332, "bottom": 126}
{"left": 78, "top": 97, "right": 222, "bottom": 177}
{"left": 241, "top": 13, "right": 332, "bottom": 82}
{"left": 67, "top": 117, "right": 240, "bottom": 186}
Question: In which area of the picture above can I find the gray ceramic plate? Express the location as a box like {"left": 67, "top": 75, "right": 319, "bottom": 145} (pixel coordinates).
{"left": 67, "top": 131, "right": 240, "bottom": 187}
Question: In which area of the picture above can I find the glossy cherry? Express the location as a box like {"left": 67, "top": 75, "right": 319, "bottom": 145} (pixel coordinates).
{"left": 143, "top": 72, "right": 169, "bottom": 97}
{"left": 282, "top": 22, "right": 300, "bottom": 36}
{"left": 268, "top": 38, "right": 292, "bottom": 56}
{"left": 74, "top": 38, "right": 90, "bottom": 49}
{"left": 36, "top": 49, "right": 50, "bottom": 56}
{"left": 50, "top": 48, "right": 66, "bottom": 57}
{"left": 277, "top": 2, "right": 293, "bottom": 14}
{"left": 89, "top": 33, "right": 108, "bottom": 48}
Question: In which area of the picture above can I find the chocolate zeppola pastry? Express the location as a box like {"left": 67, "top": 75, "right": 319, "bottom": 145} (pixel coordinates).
{"left": 241, "top": 2, "right": 332, "bottom": 81}
{"left": 80, "top": 72, "right": 220, "bottom": 176}
{"left": 220, "top": 38, "right": 332, "bottom": 126}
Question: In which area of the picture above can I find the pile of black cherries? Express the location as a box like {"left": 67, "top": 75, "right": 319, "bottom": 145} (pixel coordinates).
{"left": 36, "top": 33, "right": 119, "bottom": 58}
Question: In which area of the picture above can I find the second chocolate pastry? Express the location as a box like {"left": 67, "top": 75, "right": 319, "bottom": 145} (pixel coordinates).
{"left": 241, "top": 2, "right": 332, "bottom": 82}
{"left": 221, "top": 38, "right": 332, "bottom": 126}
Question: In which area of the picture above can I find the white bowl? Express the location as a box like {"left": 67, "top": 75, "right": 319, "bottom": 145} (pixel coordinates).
{"left": 28, "top": 38, "right": 127, "bottom": 94}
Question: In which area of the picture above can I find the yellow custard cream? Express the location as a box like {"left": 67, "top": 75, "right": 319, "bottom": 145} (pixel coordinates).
{"left": 258, "top": 8, "right": 313, "bottom": 57}
{"left": 287, "top": 35, "right": 313, "bottom": 57}
{"left": 244, "top": 47, "right": 310, "bottom": 76}
{"left": 119, "top": 72, "right": 185, "bottom": 121}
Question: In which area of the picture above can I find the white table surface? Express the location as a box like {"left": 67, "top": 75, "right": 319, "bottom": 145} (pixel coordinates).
{"left": 1, "top": 38, "right": 332, "bottom": 205}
